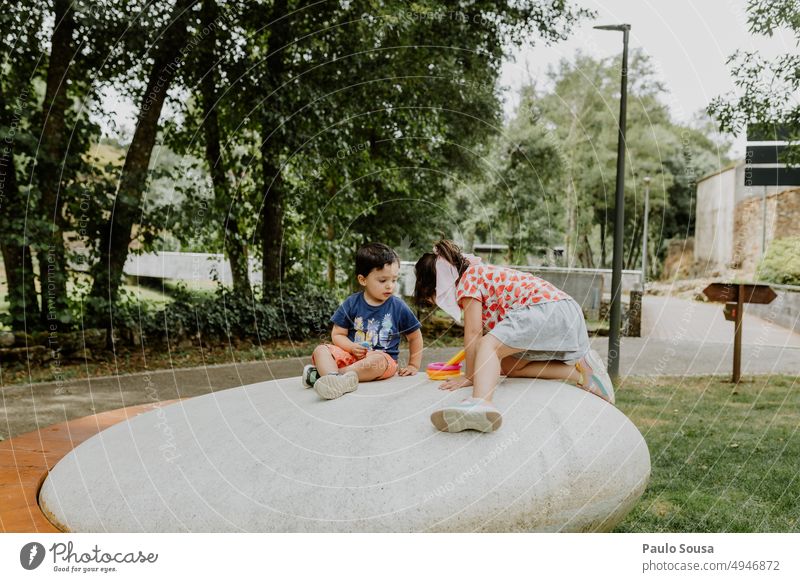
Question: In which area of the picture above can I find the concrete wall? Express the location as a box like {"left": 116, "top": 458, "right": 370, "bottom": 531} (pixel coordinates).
{"left": 695, "top": 165, "right": 736, "bottom": 269}
{"left": 399, "top": 262, "right": 642, "bottom": 322}
{"left": 746, "top": 284, "right": 800, "bottom": 334}
{"left": 694, "top": 162, "right": 794, "bottom": 276}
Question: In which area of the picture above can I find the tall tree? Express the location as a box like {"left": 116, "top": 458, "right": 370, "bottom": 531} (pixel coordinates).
{"left": 468, "top": 50, "right": 730, "bottom": 270}
{"left": 0, "top": 5, "right": 44, "bottom": 329}
{"left": 35, "top": 0, "right": 75, "bottom": 328}
{"left": 0, "top": 76, "right": 41, "bottom": 328}
{"left": 197, "top": 0, "right": 250, "bottom": 294}
{"left": 90, "top": 0, "right": 197, "bottom": 309}
{"left": 241, "top": 0, "right": 590, "bottom": 289}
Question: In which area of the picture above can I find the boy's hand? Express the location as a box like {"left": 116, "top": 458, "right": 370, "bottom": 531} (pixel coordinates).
{"left": 439, "top": 376, "right": 472, "bottom": 391}
{"left": 349, "top": 343, "right": 368, "bottom": 358}
{"left": 399, "top": 364, "right": 418, "bottom": 376}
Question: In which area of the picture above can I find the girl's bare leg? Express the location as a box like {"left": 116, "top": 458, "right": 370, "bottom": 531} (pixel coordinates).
{"left": 500, "top": 356, "right": 582, "bottom": 384}
{"left": 340, "top": 351, "right": 389, "bottom": 381}
{"left": 471, "top": 335, "right": 524, "bottom": 403}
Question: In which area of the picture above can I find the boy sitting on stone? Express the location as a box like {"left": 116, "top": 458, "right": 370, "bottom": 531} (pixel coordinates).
{"left": 303, "top": 243, "right": 423, "bottom": 399}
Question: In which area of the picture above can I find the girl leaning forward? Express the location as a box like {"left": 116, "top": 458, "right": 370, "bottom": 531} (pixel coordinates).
{"left": 414, "top": 240, "right": 614, "bottom": 433}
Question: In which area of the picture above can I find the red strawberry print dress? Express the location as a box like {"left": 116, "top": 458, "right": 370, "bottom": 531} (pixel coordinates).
{"left": 455, "top": 264, "right": 569, "bottom": 331}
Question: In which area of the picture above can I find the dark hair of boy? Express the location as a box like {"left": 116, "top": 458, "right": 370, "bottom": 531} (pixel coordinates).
{"left": 355, "top": 242, "right": 400, "bottom": 278}
{"left": 413, "top": 239, "right": 471, "bottom": 308}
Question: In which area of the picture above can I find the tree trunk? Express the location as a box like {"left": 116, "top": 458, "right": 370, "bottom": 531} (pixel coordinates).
{"left": 259, "top": 0, "right": 290, "bottom": 291}
{"left": 90, "top": 0, "right": 195, "bottom": 310}
{"left": 600, "top": 213, "right": 606, "bottom": 268}
{"left": 199, "top": 0, "right": 250, "bottom": 295}
{"left": 36, "top": 0, "right": 74, "bottom": 329}
{"left": 260, "top": 155, "right": 285, "bottom": 286}
{"left": 507, "top": 216, "right": 516, "bottom": 264}
{"left": 581, "top": 233, "right": 595, "bottom": 268}
{"left": 0, "top": 71, "right": 41, "bottom": 328}
{"left": 627, "top": 217, "right": 642, "bottom": 271}
{"left": 326, "top": 223, "right": 336, "bottom": 287}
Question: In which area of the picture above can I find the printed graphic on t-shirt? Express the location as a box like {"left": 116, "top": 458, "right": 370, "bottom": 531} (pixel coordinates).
{"left": 330, "top": 294, "right": 421, "bottom": 360}
{"left": 354, "top": 317, "right": 366, "bottom": 343}
{"left": 354, "top": 313, "right": 394, "bottom": 348}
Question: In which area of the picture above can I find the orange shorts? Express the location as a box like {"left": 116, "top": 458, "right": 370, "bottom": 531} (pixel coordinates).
{"left": 312, "top": 344, "right": 397, "bottom": 380}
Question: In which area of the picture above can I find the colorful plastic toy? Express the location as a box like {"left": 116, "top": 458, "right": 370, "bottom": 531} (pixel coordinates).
{"left": 426, "top": 350, "right": 465, "bottom": 380}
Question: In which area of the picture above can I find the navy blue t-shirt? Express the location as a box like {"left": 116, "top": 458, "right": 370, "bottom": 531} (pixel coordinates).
{"left": 330, "top": 293, "right": 421, "bottom": 361}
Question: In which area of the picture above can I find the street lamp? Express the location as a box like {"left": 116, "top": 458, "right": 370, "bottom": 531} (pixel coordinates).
{"left": 594, "top": 23, "right": 630, "bottom": 382}
{"left": 641, "top": 176, "right": 651, "bottom": 289}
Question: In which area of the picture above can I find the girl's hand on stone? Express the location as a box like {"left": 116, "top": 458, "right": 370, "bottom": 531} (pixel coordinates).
{"left": 399, "top": 364, "right": 418, "bottom": 376}
{"left": 439, "top": 377, "right": 472, "bottom": 391}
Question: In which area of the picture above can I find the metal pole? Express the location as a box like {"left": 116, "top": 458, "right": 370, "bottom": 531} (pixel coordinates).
{"left": 595, "top": 24, "right": 631, "bottom": 382}
{"left": 641, "top": 176, "right": 651, "bottom": 289}
{"left": 761, "top": 189, "right": 767, "bottom": 260}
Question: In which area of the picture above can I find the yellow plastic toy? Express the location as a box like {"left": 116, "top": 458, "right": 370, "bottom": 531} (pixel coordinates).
{"left": 426, "top": 349, "right": 465, "bottom": 380}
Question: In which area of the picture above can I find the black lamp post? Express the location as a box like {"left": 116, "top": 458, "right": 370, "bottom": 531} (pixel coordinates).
{"left": 594, "top": 23, "right": 630, "bottom": 382}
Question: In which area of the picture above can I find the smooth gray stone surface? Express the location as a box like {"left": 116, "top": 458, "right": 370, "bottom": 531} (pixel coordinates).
{"left": 40, "top": 375, "right": 650, "bottom": 532}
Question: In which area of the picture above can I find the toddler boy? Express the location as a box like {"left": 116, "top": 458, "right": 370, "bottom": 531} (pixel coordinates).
{"left": 303, "top": 243, "right": 423, "bottom": 399}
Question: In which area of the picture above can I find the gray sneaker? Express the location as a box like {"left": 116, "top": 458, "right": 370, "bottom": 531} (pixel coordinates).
{"left": 576, "top": 349, "right": 615, "bottom": 404}
{"left": 301, "top": 365, "right": 319, "bottom": 389}
{"left": 314, "top": 371, "right": 359, "bottom": 400}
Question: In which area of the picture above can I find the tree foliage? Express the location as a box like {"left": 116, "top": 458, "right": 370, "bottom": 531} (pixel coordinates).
{"left": 708, "top": 0, "right": 800, "bottom": 164}
{"left": 457, "top": 50, "right": 731, "bottom": 271}
{"left": 0, "top": 0, "right": 731, "bottom": 336}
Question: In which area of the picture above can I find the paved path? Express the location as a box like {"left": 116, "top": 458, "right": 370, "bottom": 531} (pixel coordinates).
{"left": 642, "top": 294, "right": 800, "bottom": 347}
{"left": 2, "top": 295, "right": 798, "bottom": 439}
{"left": 605, "top": 294, "right": 800, "bottom": 377}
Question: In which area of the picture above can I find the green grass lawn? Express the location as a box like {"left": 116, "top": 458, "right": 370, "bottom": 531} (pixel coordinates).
{"left": 616, "top": 374, "right": 800, "bottom": 532}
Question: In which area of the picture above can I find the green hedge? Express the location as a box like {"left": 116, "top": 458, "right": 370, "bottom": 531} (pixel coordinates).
{"left": 758, "top": 237, "right": 800, "bottom": 286}
{"left": 109, "top": 282, "right": 340, "bottom": 344}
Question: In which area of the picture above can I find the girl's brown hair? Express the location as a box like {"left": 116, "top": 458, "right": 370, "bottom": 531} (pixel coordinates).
{"left": 413, "top": 240, "right": 471, "bottom": 308}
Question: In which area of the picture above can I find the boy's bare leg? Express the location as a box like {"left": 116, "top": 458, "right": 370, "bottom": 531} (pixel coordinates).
{"left": 500, "top": 356, "right": 582, "bottom": 384}
{"left": 340, "top": 351, "right": 389, "bottom": 381}
{"left": 312, "top": 345, "right": 340, "bottom": 376}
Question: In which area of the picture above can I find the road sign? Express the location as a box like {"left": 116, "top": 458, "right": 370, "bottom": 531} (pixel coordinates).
{"left": 702, "top": 283, "right": 777, "bottom": 305}
{"left": 747, "top": 167, "right": 800, "bottom": 187}
{"left": 745, "top": 145, "right": 788, "bottom": 164}
{"left": 702, "top": 283, "right": 777, "bottom": 383}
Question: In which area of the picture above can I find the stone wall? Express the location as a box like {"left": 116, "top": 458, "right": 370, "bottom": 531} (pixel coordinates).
{"left": 661, "top": 238, "right": 695, "bottom": 280}
{"left": 746, "top": 285, "right": 800, "bottom": 334}
{"left": 733, "top": 187, "right": 800, "bottom": 278}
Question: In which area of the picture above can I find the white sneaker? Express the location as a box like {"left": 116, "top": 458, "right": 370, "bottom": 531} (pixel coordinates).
{"left": 314, "top": 371, "right": 359, "bottom": 400}
{"left": 576, "top": 349, "right": 615, "bottom": 404}
{"left": 430, "top": 398, "right": 503, "bottom": 433}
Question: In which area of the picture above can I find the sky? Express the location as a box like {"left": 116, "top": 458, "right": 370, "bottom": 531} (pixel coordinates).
{"left": 499, "top": 0, "right": 796, "bottom": 157}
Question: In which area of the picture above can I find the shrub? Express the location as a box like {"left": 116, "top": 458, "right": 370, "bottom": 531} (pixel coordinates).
{"left": 758, "top": 237, "right": 800, "bottom": 286}
{"left": 263, "top": 282, "right": 340, "bottom": 340}
{"left": 104, "top": 281, "right": 340, "bottom": 345}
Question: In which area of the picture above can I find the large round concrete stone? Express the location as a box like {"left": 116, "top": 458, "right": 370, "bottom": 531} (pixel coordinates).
{"left": 40, "top": 375, "right": 650, "bottom": 532}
